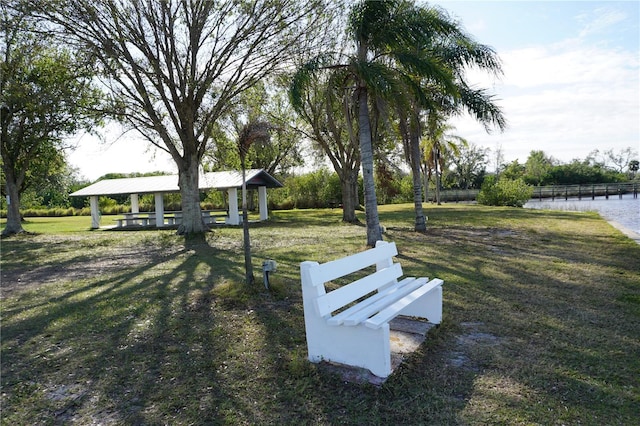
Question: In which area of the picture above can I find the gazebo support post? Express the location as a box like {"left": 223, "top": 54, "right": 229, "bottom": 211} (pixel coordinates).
{"left": 90, "top": 196, "right": 100, "bottom": 229}
{"left": 154, "top": 193, "right": 164, "bottom": 227}
{"left": 258, "top": 186, "right": 268, "bottom": 221}
{"left": 130, "top": 194, "right": 139, "bottom": 214}
{"left": 226, "top": 187, "right": 240, "bottom": 225}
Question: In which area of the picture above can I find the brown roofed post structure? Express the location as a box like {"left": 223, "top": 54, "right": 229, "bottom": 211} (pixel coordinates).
{"left": 70, "top": 169, "right": 283, "bottom": 229}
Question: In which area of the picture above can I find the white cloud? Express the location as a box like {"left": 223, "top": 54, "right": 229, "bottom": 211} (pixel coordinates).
{"left": 576, "top": 7, "right": 628, "bottom": 38}
{"left": 453, "top": 39, "right": 639, "bottom": 167}
{"left": 501, "top": 44, "right": 638, "bottom": 88}
{"left": 67, "top": 125, "right": 177, "bottom": 181}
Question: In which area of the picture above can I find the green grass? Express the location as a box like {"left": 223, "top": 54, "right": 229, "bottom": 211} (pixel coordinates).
{"left": 1, "top": 215, "right": 104, "bottom": 234}
{"left": 1, "top": 204, "right": 639, "bottom": 425}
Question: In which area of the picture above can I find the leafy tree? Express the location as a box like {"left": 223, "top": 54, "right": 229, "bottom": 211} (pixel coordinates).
{"left": 501, "top": 160, "right": 525, "bottom": 181}
{"left": 204, "top": 80, "right": 305, "bottom": 213}
{"left": 374, "top": 160, "right": 402, "bottom": 205}
{"left": 546, "top": 160, "right": 624, "bottom": 185}
{"left": 20, "top": 155, "right": 78, "bottom": 209}
{"left": 524, "top": 150, "right": 553, "bottom": 185}
{"left": 1, "top": 2, "right": 102, "bottom": 236}
{"left": 284, "top": 168, "right": 342, "bottom": 209}
{"left": 629, "top": 159, "right": 639, "bottom": 180}
{"left": 293, "top": 70, "right": 362, "bottom": 222}
{"left": 39, "top": 0, "right": 328, "bottom": 236}
{"left": 449, "top": 143, "right": 489, "bottom": 189}
{"left": 207, "top": 81, "right": 304, "bottom": 177}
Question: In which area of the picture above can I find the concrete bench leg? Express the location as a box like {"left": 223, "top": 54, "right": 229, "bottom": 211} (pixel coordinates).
{"left": 397, "top": 285, "right": 443, "bottom": 324}
{"left": 304, "top": 315, "right": 392, "bottom": 377}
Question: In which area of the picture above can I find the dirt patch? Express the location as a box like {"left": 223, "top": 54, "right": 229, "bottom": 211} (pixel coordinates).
{"left": 0, "top": 237, "right": 182, "bottom": 299}
{"left": 426, "top": 227, "right": 522, "bottom": 256}
{"left": 446, "top": 322, "right": 503, "bottom": 372}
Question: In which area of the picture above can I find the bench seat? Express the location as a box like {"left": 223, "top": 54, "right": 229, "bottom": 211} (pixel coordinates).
{"left": 300, "top": 241, "right": 443, "bottom": 378}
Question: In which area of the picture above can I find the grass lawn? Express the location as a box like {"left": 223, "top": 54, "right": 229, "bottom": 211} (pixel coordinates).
{"left": 1, "top": 204, "right": 639, "bottom": 425}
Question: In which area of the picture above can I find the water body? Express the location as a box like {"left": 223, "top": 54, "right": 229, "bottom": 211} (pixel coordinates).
{"left": 525, "top": 194, "right": 640, "bottom": 239}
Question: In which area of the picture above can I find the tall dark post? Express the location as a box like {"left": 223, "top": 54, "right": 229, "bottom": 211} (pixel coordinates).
{"left": 237, "top": 122, "right": 272, "bottom": 285}
{"left": 240, "top": 156, "right": 254, "bottom": 285}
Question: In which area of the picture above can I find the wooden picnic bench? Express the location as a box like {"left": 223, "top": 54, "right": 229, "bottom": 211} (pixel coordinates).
{"left": 113, "top": 210, "right": 229, "bottom": 228}
{"left": 300, "top": 241, "right": 443, "bottom": 378}
{"left": 114, "top": 213, "right": 155, "bottom": 227}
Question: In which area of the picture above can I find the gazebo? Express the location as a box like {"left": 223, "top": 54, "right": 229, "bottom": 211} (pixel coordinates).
{"left": 70, "top": 169, "right": 283, "bottom": 229}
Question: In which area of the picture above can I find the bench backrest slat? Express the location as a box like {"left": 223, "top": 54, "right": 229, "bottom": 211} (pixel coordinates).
{"left": 315, "top": 263, "right": 403, "bottom": 317}
{"left": 307, "top": 242, "right": 399, "bottom": 288}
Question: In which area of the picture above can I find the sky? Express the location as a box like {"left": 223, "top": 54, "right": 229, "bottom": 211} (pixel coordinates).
{"left": 67, "top": 0, "right": 640, "bottom": 181}
{"left": 430, "top": 0, "right": 639, "bottom": 169}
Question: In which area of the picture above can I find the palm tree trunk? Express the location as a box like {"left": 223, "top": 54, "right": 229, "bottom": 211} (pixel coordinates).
{"left": 433, "top": 146, "right": 442, "bottom": 205}
{"left": 357, "top": 87, "right": 382, "bottom": 246}
{"left": 241, "top": 161, "right": 254, "bottom": 285}
{"left": 423, "top": 169, "right": 430, "bottom": 203}
{"left": 409, "top": 118, "right": 427, "bottom": 231}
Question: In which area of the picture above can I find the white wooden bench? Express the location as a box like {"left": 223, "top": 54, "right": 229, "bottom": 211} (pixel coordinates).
{"left": 300, "top": 241, "right": 443, "bottom": 378}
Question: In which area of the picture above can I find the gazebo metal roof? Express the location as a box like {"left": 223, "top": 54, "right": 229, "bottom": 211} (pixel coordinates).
{"left": 70, "top": 169, "right": 283, "bottom": 197}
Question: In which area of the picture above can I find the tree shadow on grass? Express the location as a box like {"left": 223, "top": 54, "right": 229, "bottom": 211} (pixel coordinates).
{"left": 3, "top": 207, "right": 639, "bottom": 424}
{"left": 1, "top": 238, "right": 262, "bottom": 423}
{"left": 384, "top": 220, "right": 640, "bottom": 424}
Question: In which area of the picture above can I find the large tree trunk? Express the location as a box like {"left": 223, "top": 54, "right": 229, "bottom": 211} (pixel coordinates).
{"left": 2, "top": 168, "right": 24, "bottom": 236}
{"left": 409, "top": 118, "right": 427, "bottom": 232}
{"left": 340, "top": 169, "right": 359, "bottom": 223}
{"left": 357, "top": 87, "right": 382, "bottom": 247}
{"left": 177, "top": 152, "right": 205, "bottom": 235}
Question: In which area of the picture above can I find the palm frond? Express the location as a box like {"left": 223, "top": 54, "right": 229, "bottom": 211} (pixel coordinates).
{"left": 348, "top": 0, "right": 399, "bottom": 47}
{"left": 238, "top": 121, "right": 273, "bottom": 158}
{"left": 354, "top": 60, "right": 402, "bottom": 98}
{"left": 289, "top": 53, "right": 346, "bottom": 113}
{"left": 457, "top": 83, "right": 507, "bottom": 133}
{"left": 393, "top": 50, "right": 458, "bottom": 96}
{"left": 437, "top": 37, "right": 503, "bottom": 78}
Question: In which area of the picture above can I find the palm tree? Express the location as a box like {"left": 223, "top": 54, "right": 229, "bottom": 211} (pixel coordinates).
{"left": 395, "top": 17, "right": 506, "bottom": 230}
{"left": 422, "top": 116, "right": 467, "bottom": 205}
{"left": 292, "top": 0, "right": 462, "bottom": 246}
{"left": 238, "top": 122, "right": 272, "bottom": 285}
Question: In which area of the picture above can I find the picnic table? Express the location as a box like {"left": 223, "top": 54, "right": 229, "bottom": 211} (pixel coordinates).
{"left": 114, "top": 210, "right": 229, "bottom": 228}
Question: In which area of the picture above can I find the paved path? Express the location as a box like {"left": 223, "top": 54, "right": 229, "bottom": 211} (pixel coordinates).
{"left": 607, "top": 219, "right": 640, "bottom": 245}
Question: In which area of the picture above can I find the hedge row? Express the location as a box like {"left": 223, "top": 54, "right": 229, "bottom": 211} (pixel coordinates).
{"left": 0, "top": 202, "right": 233, "bottom": 218}
{"left": 0, "top": 208, "right": 88, "bottom": 218}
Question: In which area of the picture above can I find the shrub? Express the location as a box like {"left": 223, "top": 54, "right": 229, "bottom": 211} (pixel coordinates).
{"left": 286, "top": 169, "right": 337, "bottom": 208}
{"left": 393, "top": 174, "right": 415, "bottom": 204}
{"left": 478, "top": 176, "right": 534, "bottom": 207}
{"left": 266, "top": 187, "right": 292, "bottom": 210}
{"left": 5, "top": 207, "right": 82, "bottom": 217}
{"left": 101, "top": 204, "right": 129, "bottom": 215}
